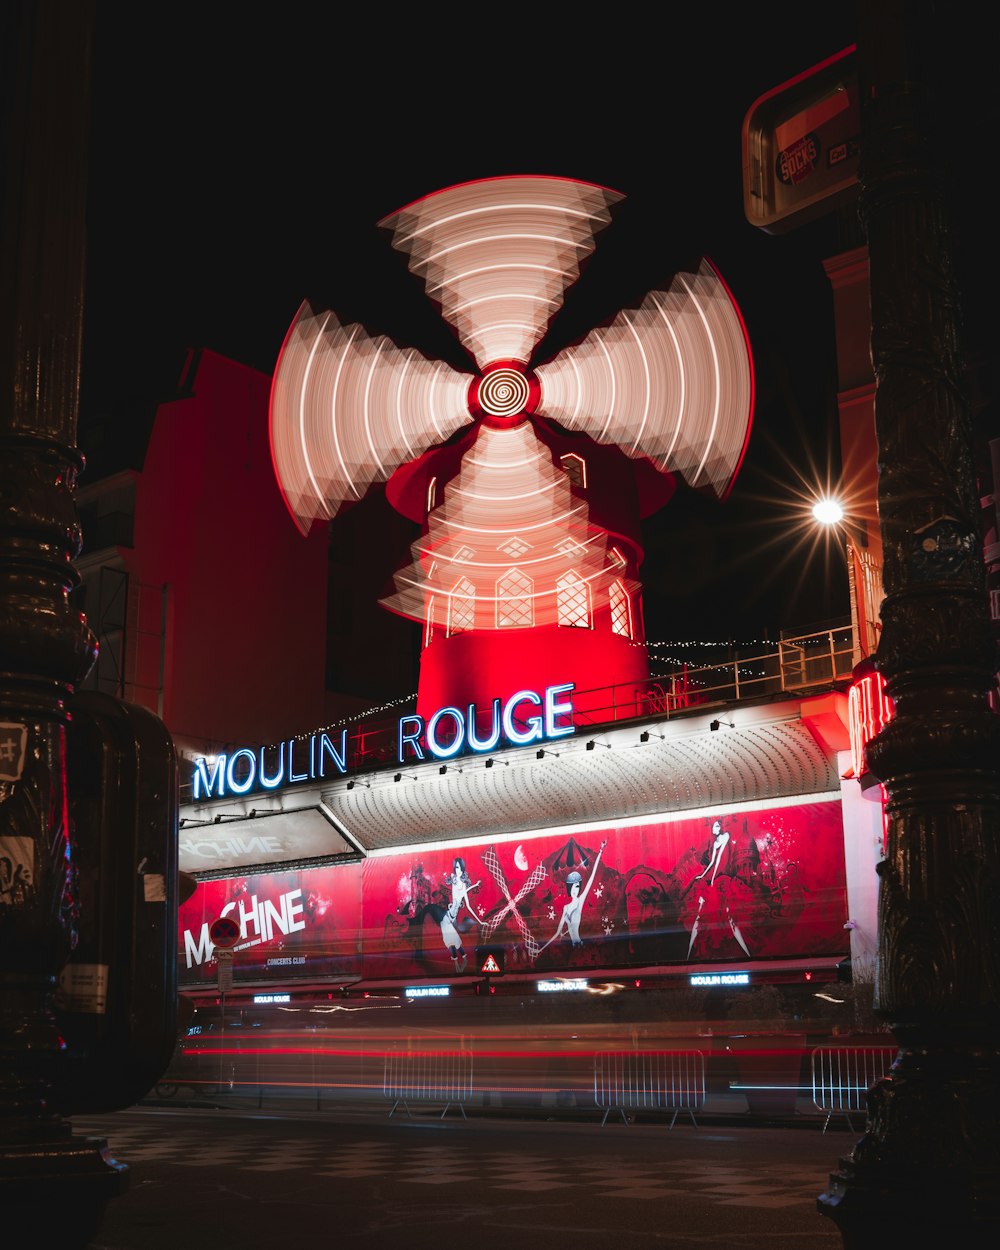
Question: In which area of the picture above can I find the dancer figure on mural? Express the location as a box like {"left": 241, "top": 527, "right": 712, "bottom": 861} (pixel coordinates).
{"left": 685, "top": 820, "right": 752, "bottom": 958}
{"left": 388, "top": 856, "right": 483, "bottom": 972}
{"left": 539, "top": 840, "right": 607, "bottom": 952}
{"left": 438, "top": 856, "right": 483, "bottom": 973}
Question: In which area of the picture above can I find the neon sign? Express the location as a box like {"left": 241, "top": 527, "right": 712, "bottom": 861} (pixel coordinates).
{"left": 399, "top": 683, "right": 575, "bottom": 761}
{"left": 405, "top": 985, "right": 450, "bottom": 998}
{"left": 848, "top": 666, "right": 894, "bottom": 779}
{"left": 537, "top": 978, "right": 589, "bottom": 992}
{"left": 192, "top": 733, "right": 347, "bottom": 800}
{"left": 192, "top": 682, "right": 576, "bottom": 799}
{"left": 690, "top": 971, "right": 750, "bottom": 986}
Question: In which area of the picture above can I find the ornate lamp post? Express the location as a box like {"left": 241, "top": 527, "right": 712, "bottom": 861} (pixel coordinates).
{"left": 817, "top": 2, "right": 1000, "bottom": 1243}
{"left": 1, "top": 2, "right": 128, "bottom": 1242}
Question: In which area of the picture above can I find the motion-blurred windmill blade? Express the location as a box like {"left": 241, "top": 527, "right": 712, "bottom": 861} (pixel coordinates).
{"left": 270, "top": 301, "right": 472, "bottom": 533}
{"left": 381, "top": 421, "right": 623, "bottom": 627}
{"left": 378, "top": 176, "right": 624, "bottom": 371}
{"left": 534, "top": 259, "right": 754, "bottom": 500}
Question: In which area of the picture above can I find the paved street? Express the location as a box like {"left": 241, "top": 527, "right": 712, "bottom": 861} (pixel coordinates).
{"left": 71, "top": 1103, "right": 855, "bottom": 1249}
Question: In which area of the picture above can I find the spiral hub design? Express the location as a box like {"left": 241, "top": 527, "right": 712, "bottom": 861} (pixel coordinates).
{"left": 467, "top": 361, "right": 540, "bottom": 428}
{"left": 479, "top": 367, "right": 528, "bottom": 417}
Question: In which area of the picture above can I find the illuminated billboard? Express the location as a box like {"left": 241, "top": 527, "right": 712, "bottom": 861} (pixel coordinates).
{"left": 178, "top": 800, "right": 847, "bottom": 988}
{"left": 178, "top": 863, "right": 362, "bottom": 986}
{"left": 361, "top": 800, "right": 847, "bottom": 980}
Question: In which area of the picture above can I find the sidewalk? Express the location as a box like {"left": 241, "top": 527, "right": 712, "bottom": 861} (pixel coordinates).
{"left": 71, "top": 1099, "right": 853, "bottom": 1250}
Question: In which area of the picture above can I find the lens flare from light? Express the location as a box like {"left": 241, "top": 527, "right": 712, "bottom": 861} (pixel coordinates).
{"left": 812, "top": 498, "right": 845, "bottom": 525}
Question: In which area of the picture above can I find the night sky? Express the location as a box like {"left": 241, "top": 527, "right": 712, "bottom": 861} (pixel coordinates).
{"left": 76, "top": 3, "right": 992, "bottom": 646}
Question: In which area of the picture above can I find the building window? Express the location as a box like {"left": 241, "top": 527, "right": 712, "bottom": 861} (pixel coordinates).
{"left": 425, "top": 595, "right": 435, "bottom": 647}
{"left": 499, "top": 536, "right": 531, "bottom": 558}
{"left": 497, "top": 568, "right": 533, "bottom": 628}
{"left": 448, "top": 577, "right": 475, "bottom": 635}
{"left": 427, "top": 476, "right": 438, "bottom": 512}
{"left": 560, "top": 453, "right": 587, "bottom": 488}
{"left": 610, "top": 579, "right": 632, "bottom": 638}
{"left": 557, "top": 571, "right": 591, "bottom": 628}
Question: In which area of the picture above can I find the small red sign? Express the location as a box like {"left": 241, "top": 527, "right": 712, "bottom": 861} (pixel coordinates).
{"left": 480, "top": 954, "right": 502, "bottom": 975}
{"left": 209, "top": 915, "right": 241, "bottom": 949}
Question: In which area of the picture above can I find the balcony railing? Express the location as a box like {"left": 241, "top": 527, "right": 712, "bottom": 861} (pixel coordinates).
{"left": 610, "top": 625, "right": 856, "bottom": 727}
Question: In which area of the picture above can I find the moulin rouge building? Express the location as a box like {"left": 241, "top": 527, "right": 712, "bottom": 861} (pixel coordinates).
{"left": 77, "top": 177, "right": 891, "bottom": 1007}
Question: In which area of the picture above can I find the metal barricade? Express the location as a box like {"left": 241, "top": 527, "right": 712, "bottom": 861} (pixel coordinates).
{"left": 383, "top": 1049, "right": 474, "bottom": 1120}
{"left": 811, "top": 1044, "right": 896, "bottom": 1132}
{"left": 593, "top": 1050, "right": 706, "bottom": 1127}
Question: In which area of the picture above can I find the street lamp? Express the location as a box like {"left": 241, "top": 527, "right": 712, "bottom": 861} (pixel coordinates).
{"left": 811, "top": 494, "right": 883, "bottom": 666}
{"left": 812, "top": 497, "right": 845, "bottom": 527}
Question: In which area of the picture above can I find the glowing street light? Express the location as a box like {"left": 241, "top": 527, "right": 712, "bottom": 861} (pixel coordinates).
{"left": 812, "top": 496, "right": 845, "bottom": 526}
{"left": 809, "top": 492, "right": 882, "bottom": 665}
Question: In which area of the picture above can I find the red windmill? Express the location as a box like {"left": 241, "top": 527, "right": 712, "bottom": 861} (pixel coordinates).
{"left": 270, "top": 175, "right": 754, "bottom": 728}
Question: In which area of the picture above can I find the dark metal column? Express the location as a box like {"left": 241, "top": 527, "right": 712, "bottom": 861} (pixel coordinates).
{"left": 818, "top": 1, "right": 1000, "bottom": 1242}
{"left": 0, "top": 2, "right": 127, "bottom": 1242}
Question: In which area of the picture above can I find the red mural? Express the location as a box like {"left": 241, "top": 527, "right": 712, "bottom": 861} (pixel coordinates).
{"left": 176, "top": 802, "right": 847, "bottom": 987}
{"left": 178, "top": 864, "right": 362, "bottom": 985}
{"left": 362, "top": 802, "right": 847, "bottom": 980}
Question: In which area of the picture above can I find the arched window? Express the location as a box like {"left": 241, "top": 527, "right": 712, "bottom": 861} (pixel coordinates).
{"left": 557, "top": 570, "right": 591, "bottom": 628}
{"left": 496, "top": 568, "right": 533, "bottom": 628}
{"left": 448, "top": 576, "right": 475, "bottom": 636}
{"left": 610, "top": 579, "right": 632, "bottom": 638}
{"left": 560, "top": 453, "right": 587, "bottom": 488}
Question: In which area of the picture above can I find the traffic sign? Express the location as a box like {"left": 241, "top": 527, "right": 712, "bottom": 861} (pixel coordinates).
{"left": 209, "top": 914, "right": 241, "bottom": 949}
{"left": 479, "top": 951, "right": 504, "bottom": 976}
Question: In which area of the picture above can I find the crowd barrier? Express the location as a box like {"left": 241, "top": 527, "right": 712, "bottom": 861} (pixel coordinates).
{"left": 155, "top": 1036, "right": 898, "bottom": 1130}
{"left": 593, "top": 1049, "right": 706, "bottom": 1127}
{"left": 383, "top": 1049, "right": 475, "bottom": 1119}
{"left": 810, "top": 1044, "right": 897, "bottom": 1132}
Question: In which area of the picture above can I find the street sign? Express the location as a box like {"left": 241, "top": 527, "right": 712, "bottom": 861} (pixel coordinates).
{"left": 209, "top": 914, "right": 241, "bottom": 950}
{"left": 742, "top": 45, "right": 860, "bottom": 234}
{"left": 479, "top": 951, "right": 504, "bottom": 976}
{"left": 216, "top": 948, "right": 234, "bottom": 993}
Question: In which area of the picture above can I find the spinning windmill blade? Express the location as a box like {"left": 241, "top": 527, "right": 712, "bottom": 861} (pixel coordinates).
{"left": 534, "top": 260, "right": 754, "bottom": 495}
{"left": 269, "top": 174, "right": 753, "bottom": 539}
{"left": 269, "top": 307, "right": 471, "bottom": 533}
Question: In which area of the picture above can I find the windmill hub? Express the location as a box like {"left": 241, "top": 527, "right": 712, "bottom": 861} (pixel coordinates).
{"left": 468, "top": 361, "right": 540, "bottom": 428}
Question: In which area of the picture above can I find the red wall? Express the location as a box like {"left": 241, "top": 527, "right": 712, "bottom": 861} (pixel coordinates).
{"left": 128, "top": 350, "right": 329, "bottom": 748}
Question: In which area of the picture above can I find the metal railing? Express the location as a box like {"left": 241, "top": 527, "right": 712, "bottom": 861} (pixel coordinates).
{"left": 383, "top": 1049, "right": 474, "bottom": 1119}
{"left": 582, "top": 626, "right": 854, "bottom": 726}
{"left": 811, "top": 1044, "right": 897, "bottom": 1133}
{"left": 593, "top": 1050, "right": 707, "bottom": 1128}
